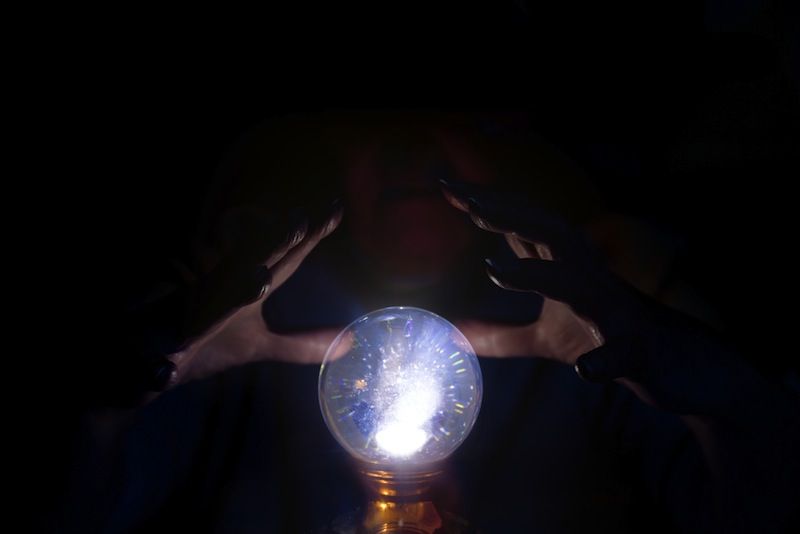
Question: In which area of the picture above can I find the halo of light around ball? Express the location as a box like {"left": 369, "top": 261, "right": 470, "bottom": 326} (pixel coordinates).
{"left": 319, "top": 307, "right": 482, "bottom": 466}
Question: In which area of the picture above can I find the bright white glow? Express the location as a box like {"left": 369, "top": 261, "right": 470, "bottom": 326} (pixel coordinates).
{"left": 375, "top": 375, "right": 441, "bottom": 457}
{"left": 319, "top": 307, "right": 483, "bottom": 465}
{"left": 375, "top": 424, "right": 428, "bottom": 456}
{"left": 388, "top": 376, "right": 440, "bottom": 427}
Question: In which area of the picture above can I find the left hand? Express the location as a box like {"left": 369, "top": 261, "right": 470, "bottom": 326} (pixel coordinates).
{"left": 440, "top": 179, "right": 764, "bottom": 418}
{"left": 440, "top": 179, "right": 635, "bottom": 364}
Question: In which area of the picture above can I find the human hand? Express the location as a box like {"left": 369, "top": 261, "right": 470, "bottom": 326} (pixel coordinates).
{"left": 133, "top": 201, "right": 343, "bottom": 392}
{"left": 440, "top": 179, "right": 762, "bottom": 418}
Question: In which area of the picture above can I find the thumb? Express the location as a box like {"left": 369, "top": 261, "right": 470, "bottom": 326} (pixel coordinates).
{"left": 574, "top": 339, "right": 640, "bottom": 382}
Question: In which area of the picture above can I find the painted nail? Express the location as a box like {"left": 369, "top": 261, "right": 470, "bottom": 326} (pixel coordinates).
{"left": 151, "top": 360, "right": 178, "bottom": 391}
{"left": 251, "top": 265, "right": 271, "bottom": 300}
{"left": 574, "top": 358, "right": 600, "bottom": 382}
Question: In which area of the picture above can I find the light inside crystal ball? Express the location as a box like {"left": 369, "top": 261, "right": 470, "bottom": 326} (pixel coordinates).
{"left": 319, "top": 307, "right": 482, "bottom": 466}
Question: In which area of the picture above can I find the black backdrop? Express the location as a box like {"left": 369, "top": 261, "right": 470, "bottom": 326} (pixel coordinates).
{"left": 34, "top": 2, "right": 799, "bottom": 529}
{"left": 84, "top": 1, "right": 798, "bottom": 365}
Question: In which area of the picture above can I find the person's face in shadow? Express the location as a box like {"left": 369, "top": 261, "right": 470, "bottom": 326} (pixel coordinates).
{"left": 342, "top": 122, "right": 492, "bottom": 289}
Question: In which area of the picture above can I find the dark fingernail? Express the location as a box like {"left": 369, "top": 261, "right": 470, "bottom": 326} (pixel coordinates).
{"left": 439, "top": 181, "right": 470, "bottom": 211}
{"left": 483, "top": 258, "right": 513, "bottom": 278}
{"left": 290, "top": 220, "right": 309, "bottom": 246}
{"left": 251, "top": 265, "right": 272, "bottom": 301}
{"left": 150, "top": 360, "right": 178, "bottom": 391}
{"left": 467, "top": 197, "right": 488, "bottom": 223}
{"left": 282, "top": 207, "right": 309, "bottom": 246}
{"left": 484, "top": 258, "right": 507, "bottom": 288}
{"left": 323, "top": 199, "right": 344, "bottom": 236}
{"left": 574, "top": 357, "right": 603, "bottom": 383}
{"left": 326, "top": 217, "right": 342, "bottom": 236}
{"left": 485, "top": 256, "right": 517, "bottom": 273}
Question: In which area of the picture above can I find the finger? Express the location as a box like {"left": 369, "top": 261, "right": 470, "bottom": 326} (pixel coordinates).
{"left": 128, "top": 354, "right": 180, "bottom": 394}
{"left": 216, "top": 207, "right": 310, "bottom": 268}
{"left": 264, "top": 218, "right": 309, "bottom": 268}
{"left": 264, "top": 199, "right": 344, "bottom": 268}
{"left": 574, "top": 339, "right": 639, "bottom": 382}
{"left": 182, "top": 263, "right": 273, "bottom": 342}
{"left": 441, "top": 179, "right": 566, "bottom": 236}
{"left": 505, "top": 233, "right": 534, "bottom": 258}
{"left": 438, "top": 178, "right": 487, "bottom": 209}
{"left": 183, "top": 209, "right": 312, "bottom": 342}
{"left": 484, "top": 256, "right": 598, "bottom": 305}
{"left": 439, "top": 179, "right": 471, "bottom": 212}
{"left": 439, "top": 178, "right": 577, "bottom": 259}
{"left": 467, "top": 197, "right": 574, "bottom": 259}
{"left": 268, "top": 201, "right": 344, "bottom": 293}
{"left": 187, "top": 201, "right": 341, "bottom": 341}
{"left": 484, "top": 256, "right": 616, "bottom": 336}
{"left": 505, "top": 234, "right": 554, "bottom": 261}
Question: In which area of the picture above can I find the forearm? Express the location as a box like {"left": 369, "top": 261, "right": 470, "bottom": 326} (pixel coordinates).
{"left": 681, "top": 386, "right": 800, "bottom": 533}
{"left": 622, "top": 306, "right": 800, "bottom": 532}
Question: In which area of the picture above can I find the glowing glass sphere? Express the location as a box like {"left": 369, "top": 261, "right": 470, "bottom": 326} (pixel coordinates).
{"left": 319, "top": 307, "right": 482, "bottom": 467}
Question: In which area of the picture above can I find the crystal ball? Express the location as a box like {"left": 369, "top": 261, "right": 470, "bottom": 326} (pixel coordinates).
{"left": 319, "top": 307, "right": 482, "bottom": 467}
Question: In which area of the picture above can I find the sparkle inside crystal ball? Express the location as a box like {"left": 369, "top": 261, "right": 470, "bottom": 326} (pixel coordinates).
{"left": 319, "top": 307, "right": 482, "bottom": 466}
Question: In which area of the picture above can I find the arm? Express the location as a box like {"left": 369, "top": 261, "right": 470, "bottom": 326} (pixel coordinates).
{"left": 57, "top": 201, "right": 343, "bottom": 532}
{"left": 91, "top": 201, "right": 342, "bottom": 409}
{"left": 441, "top": 178, "right": 800, "bottom": 533}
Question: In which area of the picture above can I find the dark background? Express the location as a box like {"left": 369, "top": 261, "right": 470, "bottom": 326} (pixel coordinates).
{"left": 35, "top": 1, "right": 798, "bottom": 530}
{"left": 83, "top": 1, "right": 798, "bottom": 364}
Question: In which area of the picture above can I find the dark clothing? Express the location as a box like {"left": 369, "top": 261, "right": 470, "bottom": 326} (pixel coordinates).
{"left": 63, "top": 246, "right": 707, "bottom": 533}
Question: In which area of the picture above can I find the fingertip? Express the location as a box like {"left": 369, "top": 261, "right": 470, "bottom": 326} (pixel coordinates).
{"left": 484, "top": 257, "right": 505, "bottom": 276}
{"left": 574, "top": 344, "right": 627, "bottom": 383}
{"left": 150, "top": 359, "right": 179, "bottom": 392}
{"left": 484, "top": 257, "right": 513, "bottom": 290}
{"left": 467, "top": 197, "right": 496, "bottom": 232}
{"left": 322, "top": 201, "right": 344, "bottom": 238}
{"left": 574, "top": 356, "right": 601, "bottom": 383}
{"left": 247, "top": 265, "right": 272, "bottom": 303}
{"left": 485, "top": 255, "right": 522, "bottom": 272}
{"left": 439, "top": 181, "right": 469, "bottom": 212}
{"left": 289, "top": 219, "right": 309, "bottom": 246}
{"left": 486, "top": 271, "right": 508, "bottom": 290}
{"left": 469, "top": 212, "right": 490, "bottom": 231}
